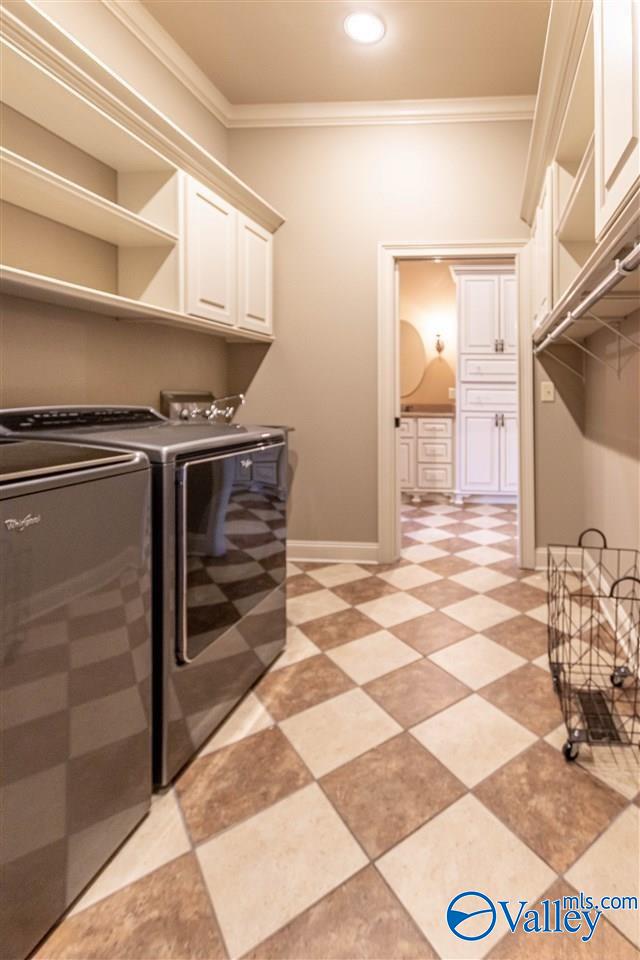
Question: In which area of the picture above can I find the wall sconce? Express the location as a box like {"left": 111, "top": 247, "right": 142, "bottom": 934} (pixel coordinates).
{"left": 435, "top": 333, "right": 445, "bottom": 354}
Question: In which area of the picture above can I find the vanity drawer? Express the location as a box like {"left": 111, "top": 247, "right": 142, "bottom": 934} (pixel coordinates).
{"left": 460, "top": 356, "right": 518, "bottom": 382}
{"left": 418, "top": 438, "right": 452, "bottom": 463}
{"left": 417, "top": 464, "right": 453, "bottom": 490}
{"left": 400, "top": 418, "right": 416, "bottom": 437}
{"left": 460, "top": 384, "right": 518, "bottom": 411}
{"left": 417, "top": 418, "right": 452, "bottom": 439}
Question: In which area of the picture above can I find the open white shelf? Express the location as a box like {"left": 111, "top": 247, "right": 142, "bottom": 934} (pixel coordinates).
{"left": 0, "top": 149, "right": 178, "bottom": 247}
{"left": 556, "top": 137, "right": 595, "bottom": 243}
{"left": 0, "top": 265, "right": 274, "bottom": 343}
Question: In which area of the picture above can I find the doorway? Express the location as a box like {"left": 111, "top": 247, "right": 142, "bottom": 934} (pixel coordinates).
{"left": 377, "top": 241, "right": 534, "bottom": 567}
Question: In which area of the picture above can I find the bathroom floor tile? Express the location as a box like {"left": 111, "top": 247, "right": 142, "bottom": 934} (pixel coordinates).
{"left": 483, "top": 613, "right": 549, "bottom": 660}
{"left": 298, "top": 607, "right": 381, "bottom": 650}
{"left": 332, "top": 576, "right": 399, "bottom": 605}
{"left": 378, "top": 564, "right": 442, "bottom": 590}
{"left": 365, "top": 659, "right": 470, "bottom": 728}
{"left": 408, "top": 579, "right": 475, "bottom": 609}
{"left": 486, "top": 580, "right": 548, "bottom": 613}
{"left": 441, "top": 594, "right": 518, "bottom": 631}
{"left": 390, "top": 611, "right": 474, "bottom": 656}
{"left": 429, "top": 634, "right": 525, "bottom": 689}
{"left": 450, "top": 566, "right": 515, "bottom": 593}
{"left": 286, "top": 589, "right": 350, "bottom": 625}
{"left": 254, "top": 654, "right": 354, "bottom": 720}
{"left": 307, "top": 563, "right": 373, "bottom": 588}
{"left": 326, "top": 630, "right": 420, "bottom": 684}
{"left": 356, "top": 593, "right": 433, "bottom": 628}
{"left": 480, "top": 663, "right": 562, "bottom": 735}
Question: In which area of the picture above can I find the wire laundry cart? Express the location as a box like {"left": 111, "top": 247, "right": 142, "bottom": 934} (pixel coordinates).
{"left": 548, "top": 529, "right": 640, "bottom": 761}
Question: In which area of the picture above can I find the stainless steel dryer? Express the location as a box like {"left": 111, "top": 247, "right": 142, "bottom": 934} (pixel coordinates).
{"left": 0, "top": 407, "right": 288, "bottom": 786}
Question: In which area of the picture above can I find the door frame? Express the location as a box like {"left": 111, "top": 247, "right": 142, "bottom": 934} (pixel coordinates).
{"left": 377, "top": 240, "right": 534, "bottom": 566}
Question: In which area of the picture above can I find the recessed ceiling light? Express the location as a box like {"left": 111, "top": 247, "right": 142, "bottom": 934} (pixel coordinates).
{"left": 344, "top": 11, "right": 386, "bottom": 44}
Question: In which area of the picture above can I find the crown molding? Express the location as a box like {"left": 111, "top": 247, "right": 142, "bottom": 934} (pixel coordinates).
{"left": 102, "top": 1, "right": 535, "bottom": 130}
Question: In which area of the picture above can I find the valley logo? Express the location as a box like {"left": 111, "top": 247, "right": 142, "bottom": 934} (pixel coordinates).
{"left": 446, "top": 891, "right": 604, "bottom": 943}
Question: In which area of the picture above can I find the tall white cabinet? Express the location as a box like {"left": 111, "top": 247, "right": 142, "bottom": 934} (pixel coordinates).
{"left": 452, "top": 266, "right": 518, "bottom": 502}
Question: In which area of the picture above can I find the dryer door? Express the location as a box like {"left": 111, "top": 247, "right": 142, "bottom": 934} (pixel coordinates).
{"left": 176, "top": 442, "right": 286, "bottom": 663}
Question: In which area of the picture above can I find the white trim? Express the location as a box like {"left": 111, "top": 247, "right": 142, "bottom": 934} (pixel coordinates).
{"left": 288, "top": 541, "right": 379, "bottom": 564}
{"left": 378, "top": 241, "right": 531, "bottom": 566}
{"left": 103, "top": 2, "right": 535, "bottom": 130}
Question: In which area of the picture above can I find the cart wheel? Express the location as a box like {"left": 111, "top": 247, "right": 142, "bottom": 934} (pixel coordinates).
{"left": 563, "top": 741, "right": 579, "bottom": 762}
{"left": 611, "top": 672, "right": 624, "bottom": 688}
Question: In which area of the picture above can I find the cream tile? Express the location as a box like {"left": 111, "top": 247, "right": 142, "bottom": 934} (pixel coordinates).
{"left": 566, "top": 806, "right": 640, "bottom": 947}
{"left": 464, "top": 515, "right": 509, "bottom": 529}
{"left": 281, "top": 688, "right": 401, "bottom": 777}
{"left": 545, "top": 725, "right": 640, "bottom": 800}
{"left": 197, "top": 783, "right": 368, "bottom": 957}
{"left": 378, "top": 565, "right": 442, "bottom": 590}
{"left": 199, "top": 692, "right": 273, "bottom": 755}
{"left": 533, "top": 653, "right": 550, "bottom": 671}
{"left": 456, "top": 546, "right": 513, "bottom": 566}
{"left": 430, "top": 634, "right": 525, "bottom": 689}
{"left": 527, "top": 603, "right": 549, "bottom": 624}
{"left": 286, "top": 562, "right": 302, "bottom": 577}
{"left": 467, "top": 505, "right": 508, "bottom": 515}
{"left": 326, "top": 630, "right": 420, "bottom": 684}
{"left": 307, "top": 563, "right": 372, "bottom": 588}
{"left": 71, "top": 791, "right": 191, "bottom": 914}
{"left": 406, "top": 527, "right": 452, "bottom": 544}
{"left": 268, "top": 627, "right": 320, "bottom": 671}
{"left": 521, "top": 571, "right": 548, "bottom": 591}
{"left": 450, "top": 567, "right": 514, "bottom": 594}
{"left": 459, "top": 529, "right": 511, "bottom": 546}
{"left": 357, "top": 593, "right": 434, "bottom": 628}
{"left": 378, "top": 794, "right": 555, "bottom": 959}
{"left": 442, "top": 595, "right": 517, "bottom": 631}
{"left": 401, "top": 544, "right": 448, "bottom": 563}
{"left": 411, "top": 694, "right": 536, "bottom": 787}
{"left": 287, "top": 589, "right": 350, "bottom": 625}
{"left": 415, "top": 514, "right": 455, "bottom": 527}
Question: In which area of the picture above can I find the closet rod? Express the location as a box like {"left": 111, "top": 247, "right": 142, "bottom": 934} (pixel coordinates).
{"left": 534, "top": 240, "right": 640, "bottom": 356}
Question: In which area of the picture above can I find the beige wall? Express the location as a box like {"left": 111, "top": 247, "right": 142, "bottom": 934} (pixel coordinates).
{"left": 228, "top": 121, "right": 531, "bottom": 543}
{"left": 398, "top": 261, "right": 456, "bottom": 405}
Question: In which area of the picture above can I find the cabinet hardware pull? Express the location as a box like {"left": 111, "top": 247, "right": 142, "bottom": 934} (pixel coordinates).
{"left": 494, "top": 413, "right": 499, "bottom": 427}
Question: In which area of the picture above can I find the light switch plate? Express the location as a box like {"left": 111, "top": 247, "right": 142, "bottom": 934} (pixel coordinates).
{"left": 448, "top": 387, "right": 456, "bottom": 400}
{"left": 541, "top": 381, "right": 555, "bottom": 402}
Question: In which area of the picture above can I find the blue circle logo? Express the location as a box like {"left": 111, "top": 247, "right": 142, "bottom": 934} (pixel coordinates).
{"left": 447, "top": 891, "right": 497, "bottom": 941}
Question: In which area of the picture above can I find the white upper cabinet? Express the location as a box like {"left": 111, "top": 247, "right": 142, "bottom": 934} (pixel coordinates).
{"left": 594, "top": 0, "right": 640, "bottom": 239}
{"left": 184, "top": 178, "right": 237, "bottom": 325}
{"left": 237, "top": 214, "right": 273, "bottom": 335}
{"left": 458, "top": 275, "right": 499, "bottom": 354}
{"left": 500, "top": 274, "right": 518, "bottom": 354}
{"left": 531, "top": 167, "right": 553, "bottom": 329}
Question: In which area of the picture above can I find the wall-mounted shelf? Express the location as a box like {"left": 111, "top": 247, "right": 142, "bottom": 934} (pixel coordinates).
{"left": 0, "top": 266, "right": 275, "bottom": 344}
{"left": 0, "top": 149, "right": 178, "bottom": 247}
{"left": 556, "top": 137, "right": 595, "bottom": 243}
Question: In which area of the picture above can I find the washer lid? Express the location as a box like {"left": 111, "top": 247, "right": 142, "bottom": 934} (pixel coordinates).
{"left": 0, "top": 439, "right": 137, "bottom": 483}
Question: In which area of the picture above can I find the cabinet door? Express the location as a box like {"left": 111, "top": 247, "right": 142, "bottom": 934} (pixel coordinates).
{"left": 594, "top": 0, "right": 640, "bottom": 238}
{"left": 459, "top": 275, "right": 500, "bottom": 354}
{"left": 237, "top": 214, "right": 273, "bottom": 335}
{"left": 185, "top": 178, "right": 236, "bottom": 325}
{"left": 532, "top": 168, "right": 553, "bottom": 330}
{"left": 499, "top": 414, "right": 519, "bottom": 494}
{"left": 458, "top": 412, "right": 500, "bottom": 493}
{"left": 399, "top": 438, "right": 416, "bottom": 489}
{"left": 500, "top": 275, "right": 518, "bottom": 354}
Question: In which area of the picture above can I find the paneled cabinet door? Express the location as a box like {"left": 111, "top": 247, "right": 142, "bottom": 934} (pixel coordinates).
{"left": 500, "top": 414, "right": 519, "bottom": 494}
{"left": 399, "top": 437, "right": 416, "bottom": 489}
{"left": 458, "top": 413, "right": 500, "bottom": 493}
{"left": 500, "top": 275, "right": 518, "bottom": 354}
{"left": 458, "top": 275, "right": 499, "bottom": 354}
{"left": 185, "top": 178, "right": 236, "bottom": 325}
{"left": 237, "top": 214, "right": 273, "bottom": 335}
{"left": 594, "top": 0, "right": 640, "bottom": 239}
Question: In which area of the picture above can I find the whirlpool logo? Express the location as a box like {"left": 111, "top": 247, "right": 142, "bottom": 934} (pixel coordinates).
{"left": 4, "top": 513, "right": 41, "bottom": 533}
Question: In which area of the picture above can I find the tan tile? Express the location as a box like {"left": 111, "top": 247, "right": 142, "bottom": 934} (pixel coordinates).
{"left": 442, "top": 594, "right": 518, "bottom": 631}
{"left": 528, "top": 604, "right": 549, "bottom": 624}
{"left": 391, "top": 611, "right": 474, "bottom": 656}
{"left": 378, "top": 564, "right": 442, "bottom": 590}
{"left": 198, "top": 693, "right": 273, "bottom": 757}
{"left": 409, "top": 579, "right": 475, "bottom": 609}
{"left": 430, "top": 634, "right": 525, "bottom": 689}
{"left": 197, "top": 783, "right": 367, "bottom": 957}
{"left": 412, "top": 694, "right": 536, "bottom": 787}
{"left": 299, "top": 608, "right": 381, "bottom": 651}
{"left": 254, "top": 654, "right": 354, "bottom": 721}
{"left": 36, "top": 854, "right": 226, "bottom": 959}
{"left": 545, "top": 726, "right": 640, "bottom": 801}
{"left": 327, "top": 630, "right": 420, "bottom": 684}
{"left": 365, "top": 659, "right": 470, "bottom": 728}
{"left": 378, "top": 794, "right": 555, "bottom": 959}
{"left": 451, "top": 567, "right": 515, "bottom": 593}
{"left": 281, "top": 688, "right": 401, "bottom": 777}
{"left": 476, "top": 740, "right": 628, "bottom": 873}
{"left": 243, "top": 865, "right": 437, "bottom": 959}
{"left": 286, "top": 573, "right": 323, "bottom": 598}
{"left": 484, "top": 614, "right": 549, "bottom": 660}
{"left": 480, "top": 663, "right": 562, "bottom": 735}
{"left": 356, "top": 593, "right": 433, "bottom": 628}
{"left": 486, "top": 581, "right": 548, "bottom": 613}
{"left": 321, "top": 734, "right": 465, "bottom": 858}
{"left": 491, "top": 558, "right": 534, "bottom": 580}
{"left": 488, "top": 878, "right": 640, "bottom": 959}
{"left": 176, "top": 727, "right": 311, "bottom": 843}
{"left": 269, "top": 626, "right": 319, "bottom": 671}
{"left": 287, "top": 589, "right": 350, "bottom": 626}
{"left": 422, "top": 555, "right": 475, "bottom": 577}
{"left": 434, "top": 536, "right": 483, "bottom": 554}
{"left": 70, "top": 791, "right": 191, "bottom": 915}
{"left": 566, "top": 805, "right": 640, "bottom": 948}
{"left": 332, "top": 576, "right": 398, "bottom": 604}
{"left": 401, "top": 543, "right": 448, "bottom": 563}
{"left": 307, "top": 563, "right": 373, "bottom": 588}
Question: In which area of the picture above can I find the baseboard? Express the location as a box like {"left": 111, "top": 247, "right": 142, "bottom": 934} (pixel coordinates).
{"left": 288, "top": 540, "right": 380, "bottom": 564}
{"left": 535, "top": 545, "right": 584, "bottom": 570}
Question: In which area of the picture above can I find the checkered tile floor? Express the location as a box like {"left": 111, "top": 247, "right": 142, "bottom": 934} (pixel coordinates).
{"left": 37, "top": 503, "right": 640, "bottom": 959}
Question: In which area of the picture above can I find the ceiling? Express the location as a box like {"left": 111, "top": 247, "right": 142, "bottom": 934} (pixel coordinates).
{"left": 141, "top": 0, "right": 550, "bottom": 105}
